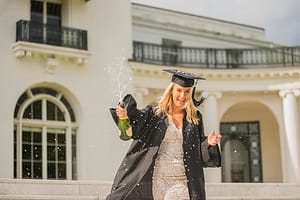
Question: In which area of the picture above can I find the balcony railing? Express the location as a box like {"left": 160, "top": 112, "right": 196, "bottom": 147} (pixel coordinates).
{"left": 16, "top": 20, "right": 88, "bottom": 50}
{"left": 132, "top": 41, "right": 300, "bottom": 68}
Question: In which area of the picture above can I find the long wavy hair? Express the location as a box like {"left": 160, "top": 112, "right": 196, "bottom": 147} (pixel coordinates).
{"left": 155, "top": 83, "right": 199, "bottom": 124}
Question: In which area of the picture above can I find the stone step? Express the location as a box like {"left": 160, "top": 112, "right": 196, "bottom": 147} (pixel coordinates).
{"left": 210, "top": 196, "right": 300, "bottom": 200}
{"left": 0, "top": 195, "right": 104, "bottom": 200}
{"left": 1, "top": 179, "right": 300, "bottom": 200}
{"left": 1, "top": 195, "right": 300, "bottom": 200}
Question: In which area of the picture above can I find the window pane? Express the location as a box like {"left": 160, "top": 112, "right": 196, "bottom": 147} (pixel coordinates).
{"left": 56, "top": 108, "right": 65, "bottom": 121}
{"left": 32, "top": 101, "right": 42, "bottom": 119}
{"left": 14, "top": 129, "right": 17, "bottom": 159}
{"left": 33, "top": 145, "right": 42, "bottom": 161}
{"left": 57, "top": 146, "right": 65, "bottom": 161}
{"left": 23, "top": 131, "right": 31, "bottom": 143}
{"left": 33, "top": 132, "right": 42, "bottom": 143}
{"left": 14, "top": 161, "right": 17, "bottom": 178}
{"left": 47, "top": 133, "right": 56, "bottom": 143}
{"left": 72, "top": 130, "right": 77, "bottom": 180}
{"left": 23, "top": 101, "right": 42, "bottom": 119}
{"left": 47, "top": 2, "right": 61, "bottom": 26}
{"left": 31, "top": 87, "right": 57, "bottom": 96}
{"left": 61, "top": 96, "right": 76, "bottom": 122}
{"left": 14, "top": 128, "right": 17, "bottom": 178}
{"left": 47, "top": 163, "right": 56, "bottom": 179}
{"left": 14, "top": 92, "right": 29, "bottom": 118}
{"left": 22, "top": 162, "right": 32, "bottom": 178}
{"left": 23, "top": 144, "right": 32, "bottom": 160}
{"left": 23, "top": 106, "right": 32, "bottom": 119}
{"left": 47, "top": 101, "right": 65, "bottom": 121}
{"left": 30, "top": 0, "right": 43, "bottom": 23}
{"left": 47, "top": 2, "right": 61, "bottom": 46}
{"left": 33, "top": 162, "right": 42, "bottom": 179}
{"left": 47, "top": 101, "right": 55, "bottom": 120}
{"left": 57, "top": 134, "right": 65, "bottom": 144}
{"left": 58, "top": 163, "right": 66, "bottom": 179}
{"left": 47, "top": 146, "right": 56, "bottom": 161}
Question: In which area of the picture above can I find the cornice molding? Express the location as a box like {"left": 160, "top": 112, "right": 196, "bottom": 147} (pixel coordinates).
{"left": 129, "top": 61, "right": 300, "bottom": 81}
{"left": 12, "top": 41, "right": 91, "bottom": 65}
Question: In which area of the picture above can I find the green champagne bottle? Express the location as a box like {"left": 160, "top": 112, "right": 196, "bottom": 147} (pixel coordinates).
{"left": 117, "top": 103, "right": 132, "bottom": 140}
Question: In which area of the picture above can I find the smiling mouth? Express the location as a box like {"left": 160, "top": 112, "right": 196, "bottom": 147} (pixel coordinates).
{"left": 177, "top": 99, "right": 185, "bottom": 104}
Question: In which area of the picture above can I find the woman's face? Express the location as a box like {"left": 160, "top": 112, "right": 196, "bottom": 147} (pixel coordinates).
{"left": 172, "top": 83, "right": 191, "bottom": 110}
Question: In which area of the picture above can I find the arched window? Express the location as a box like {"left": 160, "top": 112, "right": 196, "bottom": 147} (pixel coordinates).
{"left": 14, "top": 87, "right": 77, "bottom": 180}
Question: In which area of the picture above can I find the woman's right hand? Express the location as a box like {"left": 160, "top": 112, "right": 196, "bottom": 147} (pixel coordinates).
{"left": 116, "top": 102, "right": 128, "bottom": 119}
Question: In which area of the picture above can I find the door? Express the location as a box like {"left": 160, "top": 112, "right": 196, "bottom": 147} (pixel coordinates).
{"left": 221, "top": 121, "right": 263, "bottom": 182}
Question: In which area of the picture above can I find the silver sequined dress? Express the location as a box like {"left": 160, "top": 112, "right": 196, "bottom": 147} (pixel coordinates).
{"left": 152, "top": 120, "right": 189, "bottom": 200}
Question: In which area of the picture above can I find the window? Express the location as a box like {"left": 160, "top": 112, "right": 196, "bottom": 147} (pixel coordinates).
{"left": 162, "top": 39, "right": 181, "bottom": 65}
{"left": 30, "top": 0, "right": 62, "bottom": 45}
{"left": 14, "top": 87, "right": 77, "bottom": 180}
{"left": 226, "top": 49, "right": 243, "bottom": 68}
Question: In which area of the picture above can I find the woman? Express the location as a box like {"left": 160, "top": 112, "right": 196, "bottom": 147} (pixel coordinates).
{"left": 107, "top": 69, "right": 222, "bottom": 200}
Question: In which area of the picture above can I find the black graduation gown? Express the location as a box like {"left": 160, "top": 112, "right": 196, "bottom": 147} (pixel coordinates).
{"left": 106, "top": 94, "right": 221, "bottom": 200}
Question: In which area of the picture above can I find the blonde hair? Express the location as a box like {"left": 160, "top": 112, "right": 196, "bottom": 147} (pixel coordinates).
{"left": 155, "top": 83, "right": 199, "bottom": 125}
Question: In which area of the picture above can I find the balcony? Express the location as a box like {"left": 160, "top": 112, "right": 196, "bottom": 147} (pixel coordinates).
{"left": 12, "top": 20, "right": 90, "bottom": 67}
{"left": 132, "top": 41, "right": 300, "bottom": 68}
{"left": 16, "top": 20, "right": 87, "bottom": 50}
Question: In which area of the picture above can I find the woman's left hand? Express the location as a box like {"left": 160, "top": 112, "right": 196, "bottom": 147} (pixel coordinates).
{"left": 207, "top": 131, "right": 222, "bottom": 146}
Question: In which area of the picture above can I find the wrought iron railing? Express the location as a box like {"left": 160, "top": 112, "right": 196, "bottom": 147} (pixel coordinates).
{"left": 16, "top": 20, "right": 88, "bottom": 50}
{"left": 132, "top": 41, "right": 300, "bottom": 68}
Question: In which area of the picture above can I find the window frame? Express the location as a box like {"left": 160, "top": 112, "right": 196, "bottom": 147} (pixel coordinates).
{"left": 14, "top": 87, "right": 78, "bottom": 180}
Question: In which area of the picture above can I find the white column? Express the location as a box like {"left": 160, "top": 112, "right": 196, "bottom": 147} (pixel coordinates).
{"left": 202, "top": 91, "right": 222, "bottom": 183}
{"left": 279, "top": 89, "right": 300, "bottom": 183}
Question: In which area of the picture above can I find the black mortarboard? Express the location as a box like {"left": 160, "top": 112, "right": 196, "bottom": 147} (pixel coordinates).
{"left": 163, "top": 68, "right": 206, "bottom": 107}
{"left": 163, "top": 69, "right": 205, "bottom": 87}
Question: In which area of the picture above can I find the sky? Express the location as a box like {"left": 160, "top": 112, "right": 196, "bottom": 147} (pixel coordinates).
{"left": 130, "top": 0, "right": 300, "bottom": 46}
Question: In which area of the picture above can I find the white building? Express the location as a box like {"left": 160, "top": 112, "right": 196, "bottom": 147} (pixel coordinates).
{"left": 0, "top": 1, "right": 300, "bottom": 199}
{"left": 130, "top": 3, "right": 300, "bottom": 184}
{"left": 0, "top": 0, "right": 132, "bottom": 181}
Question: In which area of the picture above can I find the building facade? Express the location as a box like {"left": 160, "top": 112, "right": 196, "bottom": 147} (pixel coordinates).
{"left": 130, "top": 4, "right": 300, "bottom": 184}
{"left": 0, "top": 0, "right": 132, "bottom": 181}
{"left": 0, "top": 1, "right": 300, "bottom": 199}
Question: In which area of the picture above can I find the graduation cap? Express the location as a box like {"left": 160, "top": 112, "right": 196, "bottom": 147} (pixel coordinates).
{"left": 163, "top": 68, "right": 205, "bottom": 106}
{"left": 163, "top": 69, "right": 205, "bottom": 87}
